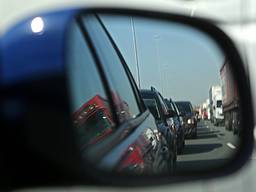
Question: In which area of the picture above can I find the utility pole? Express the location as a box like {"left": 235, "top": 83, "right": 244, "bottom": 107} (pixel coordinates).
{"left": 154, "top": 34, "right": 163, "bottom": 94}
{"left": 131, "top": 16, "right": 141, "bottom": 88}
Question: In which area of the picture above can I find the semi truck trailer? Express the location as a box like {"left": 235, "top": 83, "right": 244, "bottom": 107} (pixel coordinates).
{"left": 220, "top": 60, "right": 240, "bottom": 134}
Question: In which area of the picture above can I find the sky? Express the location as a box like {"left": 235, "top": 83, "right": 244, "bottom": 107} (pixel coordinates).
{"left": 101, "top": 15, "right": 225, "bottom": 106}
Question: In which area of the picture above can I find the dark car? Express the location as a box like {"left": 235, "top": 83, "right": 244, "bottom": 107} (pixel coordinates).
{"left": 175, "top": 101, "right": 197, "bottom": 138}
{"left": 164, "top": 99, "right": 185, "bottom": 154}
{"left": 140, "top": 88, "right": 177, "bottom": 171}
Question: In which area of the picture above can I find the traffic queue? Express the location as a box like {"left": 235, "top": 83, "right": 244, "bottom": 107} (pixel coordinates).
{"left": 140, "top": 87, "right": 198, "bottom": 172}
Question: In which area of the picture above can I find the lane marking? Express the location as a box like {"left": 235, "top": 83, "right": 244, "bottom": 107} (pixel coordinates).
{"left": 227, "top": 142, "right": 236, "bottom": 149}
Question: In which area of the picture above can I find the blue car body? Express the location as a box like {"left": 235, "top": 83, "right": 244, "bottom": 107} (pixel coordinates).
{"left": 1, "top": 10, "right": 78, "bottom": 86}
{"left": 1, "top": 9, "right": 171, "bottom": 180}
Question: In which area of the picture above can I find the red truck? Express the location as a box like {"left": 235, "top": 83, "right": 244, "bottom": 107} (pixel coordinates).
{"left": 220, "top": 60, "right": 240, "bottom": 134}
{"left": 72, "top": 94, "right": 166, "bottom": 173}
{"left": 73, "top": 95, "right": 115, "bottom": 148}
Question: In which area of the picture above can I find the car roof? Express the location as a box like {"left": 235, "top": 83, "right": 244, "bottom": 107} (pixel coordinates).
{"left": 175, "top": 101, "right": 192, "bottom": 104}
{"left": 140, "top": 89, "right": 157, "bottom": 95}
{"left": 140, "top": 89, "right": 163, "bottom": 104}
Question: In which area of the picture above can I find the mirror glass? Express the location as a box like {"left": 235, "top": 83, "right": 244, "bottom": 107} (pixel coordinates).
{"left": 67, "top": 13, "right": 241, "bottom": 176}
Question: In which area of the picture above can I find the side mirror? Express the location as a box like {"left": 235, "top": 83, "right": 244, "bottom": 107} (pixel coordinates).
{"left": 1, "top": 6, "right": 254, "bottom": 189}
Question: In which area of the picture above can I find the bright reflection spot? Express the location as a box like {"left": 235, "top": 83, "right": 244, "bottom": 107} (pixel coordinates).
{"left": 31, "top": 17, "right": 44, "bottom": 33}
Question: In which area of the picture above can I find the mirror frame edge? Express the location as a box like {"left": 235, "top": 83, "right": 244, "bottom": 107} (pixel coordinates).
{"left": 70, "top": 7, "right": 254, "bottom": 186}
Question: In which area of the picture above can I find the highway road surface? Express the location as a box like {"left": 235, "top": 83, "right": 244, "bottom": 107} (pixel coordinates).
{"left": 176, "top": 120, "right": 239, "bottom": 173}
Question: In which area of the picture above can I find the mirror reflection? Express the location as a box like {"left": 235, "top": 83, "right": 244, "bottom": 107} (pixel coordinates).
{"left": 67, "top": 13, "right": 241, "bottom": 175}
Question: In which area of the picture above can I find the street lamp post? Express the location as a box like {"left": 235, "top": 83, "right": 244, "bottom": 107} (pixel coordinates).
{"left": 154, "top": 34, "right": 164, "bottom": 94}
{"left": 131, "top": 17, "right": 141, "bottom": 88}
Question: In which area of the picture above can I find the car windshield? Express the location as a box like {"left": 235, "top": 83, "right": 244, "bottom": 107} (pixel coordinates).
{"left": 173, "top": 103, "right": 181, "bottom": 115}
{"left": 76, "top": 110, "right": 113, "bottom": 147}
{"left": 143, "top": 98, "right": 161, "bottom": 120}
{"left": 175, "top": 102, "right": 193, "bottom": 114}
{"left": 165, "top": 99, "right": 175, "bottom": 111}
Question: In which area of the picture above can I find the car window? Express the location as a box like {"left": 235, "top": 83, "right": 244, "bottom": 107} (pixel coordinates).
{"left": 172, "top": 102, "right": 181, "bottom": 115}
{"left": 67, "top": 23, "right": 115, "bottom": 148}
{"left": 83, "top": 15, "right": 140, "bottom": 124}
{"left": 143, "top": 98, "right": 161, "bottom": 120}
{"left": 157, "top": 93, "right": 168, "bottom": 115}
{"left": 165, "top": 99, "right": 175, "bottom": 111}
{"left": 176, "top": 102, "right": 193, "bottom": 114}
{"left": 217, "top": 100, "right": 222, "bottom": 107}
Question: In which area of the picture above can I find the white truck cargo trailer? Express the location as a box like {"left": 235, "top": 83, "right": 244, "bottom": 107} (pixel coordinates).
{"left": 209, "top": 86, "right": 224, "bottom": 126}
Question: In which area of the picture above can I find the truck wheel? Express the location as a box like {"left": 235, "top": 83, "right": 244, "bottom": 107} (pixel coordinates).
{"left": 178, "top": 141, "right": 185, "bottom": 154}
{"left": 233, "top": 128, "right": 238, "bottom": 135}
{"left": 233, "top": 121, "right": 238, "bottom": 135}
{"left": 177, "top": 146, "right": 182, "bottom": 154}
{"left": 225, "top": 118, "right": 232, "bottom": 131}
{"left": 213, "top": 118, "right": 217, "bottom": 126}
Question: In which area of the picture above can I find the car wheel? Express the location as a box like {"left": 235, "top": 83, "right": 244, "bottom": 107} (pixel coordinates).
{"left": 178, "top": 140, "right": 185, "bottom": 154}
{"left": 233, "top": 123, "right": 238, "bottom": 135}
{"left": 168, "top": 152, "right": 176, "bottom": 175}
{"left": 177, "top": 146, "right": 182, "bottom": 154}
